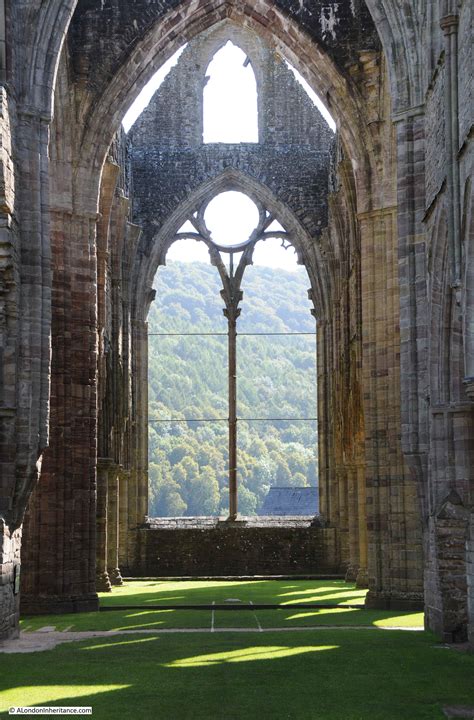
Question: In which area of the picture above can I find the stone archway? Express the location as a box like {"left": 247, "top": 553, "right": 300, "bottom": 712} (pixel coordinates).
{"left": 2, "top": 0, "right": 438, "bottom": 639}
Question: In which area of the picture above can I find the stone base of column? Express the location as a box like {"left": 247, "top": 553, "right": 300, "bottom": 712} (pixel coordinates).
{"left": 20, "top": 593, "right": 99, "bottom": 616}
{"left": 365, "top": 589, "right": 424, "bottom": 611}
{"left": 96, "top": 571, "right": 112, "bottom": 593}
{"left": 345, "top": 564, "right": 359, "bottom": 583}
{"left": 355, "top": 567, "right": 369, "bottom": 588}
{"left": 425, "top": 605, "right": 469, "bottom": 644}
{"left": 108, "top": 567, "right": 124, "bottom": 586}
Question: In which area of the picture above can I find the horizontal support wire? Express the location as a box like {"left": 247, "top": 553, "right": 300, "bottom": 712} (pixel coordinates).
{"left": 148, "top": 332, "right": 315, "bottom": 336}
{"left": 149, "top": 418, "right": 317, "bottom": 423}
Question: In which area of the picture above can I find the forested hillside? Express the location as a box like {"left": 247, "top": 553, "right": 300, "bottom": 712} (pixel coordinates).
{"left": 148, "top": 260, "right": 318, "bottom": 517}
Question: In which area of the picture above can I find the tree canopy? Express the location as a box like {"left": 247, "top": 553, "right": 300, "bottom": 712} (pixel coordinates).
{"left": 148, "top": 259, "right": 318, "bottom": 517}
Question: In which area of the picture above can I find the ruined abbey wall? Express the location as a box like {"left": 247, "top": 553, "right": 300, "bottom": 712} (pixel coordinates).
{"left": 0, "top": 0, "right": 471, "bottom": 643}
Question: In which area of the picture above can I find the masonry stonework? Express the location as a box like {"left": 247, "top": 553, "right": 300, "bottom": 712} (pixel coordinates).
{"left": 0, "top": 0, "right": 471, "bottom": 644}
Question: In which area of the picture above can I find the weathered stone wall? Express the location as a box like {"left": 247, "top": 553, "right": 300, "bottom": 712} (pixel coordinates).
{"left": 129, "top": 23, "right": 334, "bottom": 244}
{"left": 140, "top": 519, "right": 338, "bottom": 577}
{"left": 0, "top": 522, "right": 21, "bottom": 640}
{"left": 0, "top": 0, "right": 471, "bottom": 644}
{"left": 395, "top": 0, "right": 474, "bottom": 641}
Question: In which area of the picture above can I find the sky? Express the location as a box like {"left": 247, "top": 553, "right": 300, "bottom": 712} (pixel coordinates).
{"left": 122, "top": 42, "right": 335, "bottom": 271}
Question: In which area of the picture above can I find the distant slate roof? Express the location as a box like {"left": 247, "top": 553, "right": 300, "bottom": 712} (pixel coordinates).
{"left": 258, "top": 487, "right": 319, "bottom": 516}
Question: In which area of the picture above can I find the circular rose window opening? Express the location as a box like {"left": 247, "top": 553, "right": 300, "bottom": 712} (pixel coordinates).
{"left": 204, "top": 191, "right": 260, "bottom": 248}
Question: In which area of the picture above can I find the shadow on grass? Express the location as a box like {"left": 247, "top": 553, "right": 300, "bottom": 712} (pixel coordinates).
{"left": 99, "top": 579, "right": 367, "bottom": 608}
{"left": 2, "top": 630, "right": 474, "bottom": 720}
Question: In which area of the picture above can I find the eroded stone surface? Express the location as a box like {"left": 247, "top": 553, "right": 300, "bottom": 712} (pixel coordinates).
{"left": 0, "top": 0, "right": 471, "bottom": 645}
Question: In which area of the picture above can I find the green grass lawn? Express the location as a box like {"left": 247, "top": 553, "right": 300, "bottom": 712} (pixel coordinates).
{"left": 2, "top": 629, "right": 473, "bottom": 719}
{"left": 98, "top": 579, "right": 368, "bottom": 607}
{"left": 20, "top": 580, "right": 424, "bottom": 632}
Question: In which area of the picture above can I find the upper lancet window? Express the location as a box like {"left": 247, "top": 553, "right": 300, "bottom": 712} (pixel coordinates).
{"left": 203, "top": 41, "right": 259, "bottom": 144}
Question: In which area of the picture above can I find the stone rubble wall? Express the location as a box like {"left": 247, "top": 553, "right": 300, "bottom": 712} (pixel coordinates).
{"left": 140, "top": 520, "right": 339, "bottom": 577}
{"left": 0, "top": 522, "right": 21, "bottom": 640}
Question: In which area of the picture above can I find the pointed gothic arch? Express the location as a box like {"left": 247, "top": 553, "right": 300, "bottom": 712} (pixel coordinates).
{"left": 202, "top": 40, "right": 259, "bottom": 143}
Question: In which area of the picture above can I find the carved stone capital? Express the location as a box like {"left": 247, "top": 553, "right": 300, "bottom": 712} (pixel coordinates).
{"left": 463, "top": 377, "right": 474, "bottom": 401}
{"left": 440, "top": 14, "right": 459, "bottom": 35}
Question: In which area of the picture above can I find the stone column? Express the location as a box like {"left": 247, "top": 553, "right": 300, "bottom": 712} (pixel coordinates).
{"left": 359, "top": 205, "right": 423, "bottom": 610}
{"left": 0, "top": 89, "right": 20, "bottom": 639}
{"left": 468, "top": 512, "right": 474, "bottom": 645}
{"left": 345, "top": 466, "right": 359, "bottom": 582}
{"left": 0, "top": 1, "right": 5, "bottom": 85}
{"left": 126, "top": 318, "right": 149, "bottom": 574}
{"left": 337, "top": 467, "right": 349, "bottom": 574}
{"left": 0, "top": 81, "right": 61, "bottom": 636}
{"left": 96, "top": 459, "right": 112, "bottom": 592}
{"left": 316, "top": 319, "right": 331, "bottom": 522}
{"left": 356, "top": 463, "right": 369, "bottom": 588}
{"left": 118, "top": 468, "right": 130, "bottom": 575}
{"left": 21, "top": 209, "right": 100, "bottom": 614}
{"left": 107, "top": 465, "right": 123, "bottom": 585}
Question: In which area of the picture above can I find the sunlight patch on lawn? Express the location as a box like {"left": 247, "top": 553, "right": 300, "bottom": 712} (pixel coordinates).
{"left": 374, "top": 613, "right": 424, "bottom": 628}
{"left": 125, "top": 610, "right": 174, "bottom": 617}
{"left": 164, "top": 645, "right": 338, "bottom": 667}
{"left": 81, "top": 637, "right": 158, "bottom": 651}
{"left": 279, "top": 587, "right": 366, "bottom": 601}
{"left": 0, "top": 685, "right": 130, "bottom": 711}
{"left": 286, "top": 608, "right": 357, "bottom": 620}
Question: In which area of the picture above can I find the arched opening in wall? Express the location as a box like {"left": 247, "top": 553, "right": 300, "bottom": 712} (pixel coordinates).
{"left": 147, "top": 191, "right": 317, "bottom": 519}
{"left": 237, "top": 236, "right": 318, "bottom": 517}
{"left": 148, "top": 238, "right": 228, "bottom": 518}
{"left": 203, "top": 41, "right": 259, "bottom": 143}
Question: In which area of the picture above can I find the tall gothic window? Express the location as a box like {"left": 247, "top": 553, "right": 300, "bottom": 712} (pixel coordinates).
{"left": 203, "top": 42, "right": 259, "bottom": 143}
{"left": 148, "top": 192, "right": 318, "bottom": 518}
